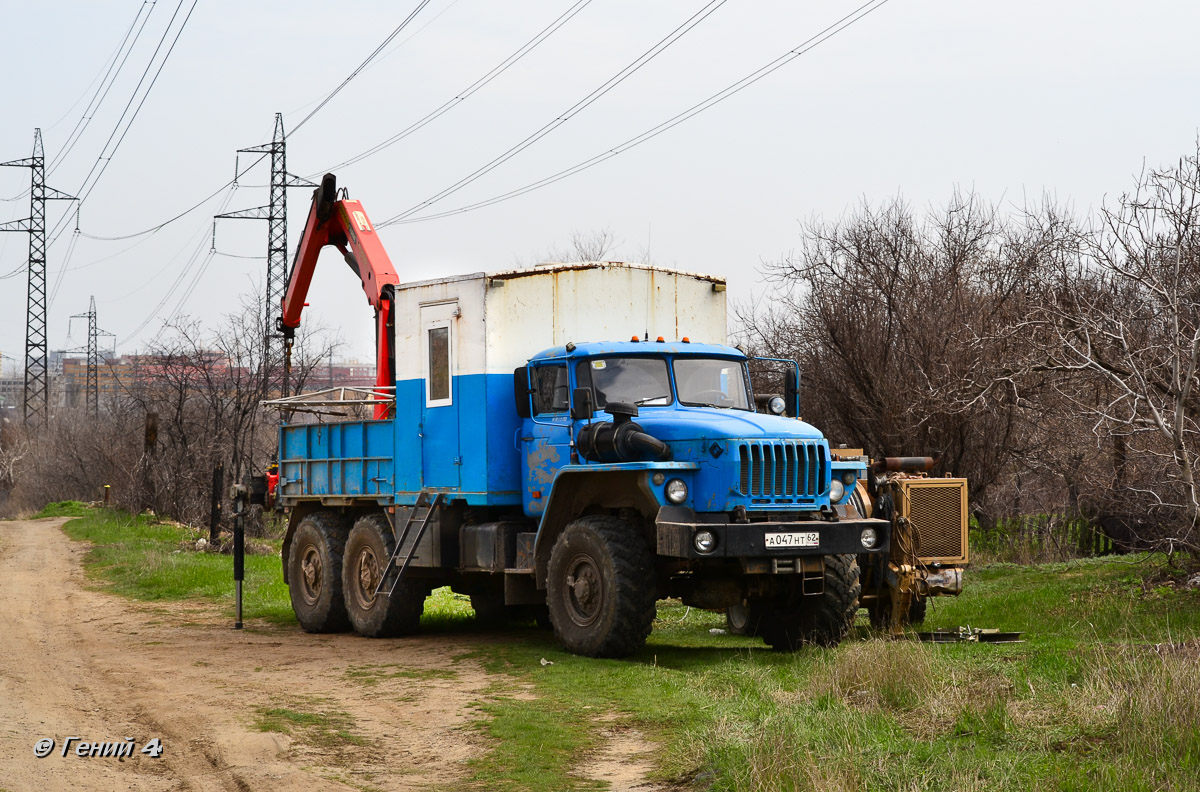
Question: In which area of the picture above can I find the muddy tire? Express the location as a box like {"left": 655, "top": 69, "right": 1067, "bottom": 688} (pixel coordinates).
{"left": 343, "top": 513, "right": 426, "bottom": 638}
{"left": 546, "top": 515, "right": 656, "bottom": 658}
{"left": 760, "top": 554, "right": 861, "bottom": 651}
{"left": 288, "top": 511, "right": 350, "bottom": 633}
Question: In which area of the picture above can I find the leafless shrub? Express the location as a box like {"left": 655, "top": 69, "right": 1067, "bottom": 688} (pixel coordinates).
{"left": 1, "top": 294, "right": 333, "bottom": 527}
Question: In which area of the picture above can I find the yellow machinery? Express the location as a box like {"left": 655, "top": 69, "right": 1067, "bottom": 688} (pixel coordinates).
{"left": 840, "top": 453, "right": 969, "bottom": 631}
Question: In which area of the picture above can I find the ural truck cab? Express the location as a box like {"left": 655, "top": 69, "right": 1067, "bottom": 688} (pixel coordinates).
{"left": 267, "top": 176, "right": 892, "bottom": 657}
{"left": 513, "top": 340, "right": 890, "bottom": 654}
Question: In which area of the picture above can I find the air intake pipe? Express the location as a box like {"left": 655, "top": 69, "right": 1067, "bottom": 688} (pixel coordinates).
{"left": 576, "top": 402, "right": 671, "bottom": 463}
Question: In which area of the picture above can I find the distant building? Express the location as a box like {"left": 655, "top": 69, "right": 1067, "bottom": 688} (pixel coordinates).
{"left": 0, "top": 375, "right": 21, "bottom": 413}
{"left": 311, "top": 359, "right": 376, "bottom": 390}
{"left": 55, "top": 353, "right": 375, "bottom": 408}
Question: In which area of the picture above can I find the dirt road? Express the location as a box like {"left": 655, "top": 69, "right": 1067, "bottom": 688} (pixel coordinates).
{"left": 0, "top": 518, "right": 496, "bottom": 791}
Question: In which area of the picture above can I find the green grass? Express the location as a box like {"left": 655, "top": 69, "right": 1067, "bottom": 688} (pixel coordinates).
{"left": 58, "top": 509, "right": 499, "bottom": 630}
{"left": 253, "top": 703, "right": 369, "bottom": 749}
{"left": 58, "top": 509, "right": 1200, "bottom": 790}
{"left": 61, "top": 508, "right": 295, "bottom": 624}
{"left": 34, "top": 500, "right": 90, "bottom": 518}
{"left": 453, "top": 556, "right": 1200, "bottom": 792}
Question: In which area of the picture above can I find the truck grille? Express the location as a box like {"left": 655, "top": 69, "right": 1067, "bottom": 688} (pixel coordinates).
{"left": 904, "top": 481, "right": 968, "bottom": 563}
{"left": 735, "top": 441, "right": 827, "bottom": 498}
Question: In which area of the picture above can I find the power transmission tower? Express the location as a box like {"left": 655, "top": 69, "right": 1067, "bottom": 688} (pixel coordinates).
{"left": 69, "top": 296, "right": 115, "bottom": 416}
{"left": 214, "top": 113, "right": 315, "bottom": 394}
{"left": 0, "top": 128, "right": 76, "bottom": 425}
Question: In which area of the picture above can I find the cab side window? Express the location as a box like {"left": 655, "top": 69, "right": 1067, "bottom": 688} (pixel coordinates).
{"left": 532, "top": 364, "right": 569, "bottom": 415}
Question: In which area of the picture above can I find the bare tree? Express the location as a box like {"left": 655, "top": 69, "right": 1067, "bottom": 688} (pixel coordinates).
{"left": 520, "top": 228, "right": 620, "bottom": 266}
{"left": 1029, "top": 149, "right": 1200, "bottom": 556}
{"left": 0, "top": 420, "right": 30, "bottom": 510}
{"left": 739, "top": 193, "right": 1063, "bottom": 516}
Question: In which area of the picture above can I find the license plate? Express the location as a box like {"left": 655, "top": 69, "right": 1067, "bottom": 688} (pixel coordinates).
{"left": 764, "top": 531, "right": 819, "bottom": 548}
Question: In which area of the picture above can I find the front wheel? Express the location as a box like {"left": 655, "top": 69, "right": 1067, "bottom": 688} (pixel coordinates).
{"left": 343, "top": 513, "right": 426, "bottom": 638}
{"left": 760, "top": 554, "right": 861, "bottom": 651}
{"left": 546, "top": 515, "right": 656, "bottom": 658}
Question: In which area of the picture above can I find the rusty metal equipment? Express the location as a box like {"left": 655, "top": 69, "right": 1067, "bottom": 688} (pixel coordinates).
{"left": 852, "top": 454, "right": 970, "bottom": 634}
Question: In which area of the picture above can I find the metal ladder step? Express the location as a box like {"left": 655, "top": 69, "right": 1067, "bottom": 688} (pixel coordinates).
{"left": 375, "top": 490, "right": 443, "bottom": 598}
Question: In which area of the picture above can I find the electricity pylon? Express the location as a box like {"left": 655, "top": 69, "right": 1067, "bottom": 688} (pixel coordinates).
{"left": 69, "top": 296, "right": 115, "bottom": 416}
{"left": 214, "top": 113, "right": 316, "bottom": 393}
{"left": 0, "top": 129, "right": 76, "bottom": 424}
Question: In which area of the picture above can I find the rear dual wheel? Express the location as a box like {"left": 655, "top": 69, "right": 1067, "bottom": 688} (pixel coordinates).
{"left": 343, "top": 513, "right": 427, "bottom": 638}
{"left": 288, "top": 512, "right": 351, "bottom": 633}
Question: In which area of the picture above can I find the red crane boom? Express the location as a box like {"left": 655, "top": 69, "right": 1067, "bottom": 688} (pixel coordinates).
{"left": 279, "top": 174, "right": 398, "bottom": 419}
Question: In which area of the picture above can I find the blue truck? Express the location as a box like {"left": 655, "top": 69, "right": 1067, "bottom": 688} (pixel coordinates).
{"left": 266, "top": 179, "right": 895, "bottom": 657}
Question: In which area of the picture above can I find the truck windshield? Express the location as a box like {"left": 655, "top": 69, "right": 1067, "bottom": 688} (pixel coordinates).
{"left": 575, "top": 357, "right": 673, "bottom": 408}
{"left": 674, "top": 358, "right": 752, "bottom": 410}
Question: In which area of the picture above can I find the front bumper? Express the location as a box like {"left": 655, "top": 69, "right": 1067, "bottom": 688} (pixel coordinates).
{"left": 656, "top": 505, "right": 890, "bottom": 559}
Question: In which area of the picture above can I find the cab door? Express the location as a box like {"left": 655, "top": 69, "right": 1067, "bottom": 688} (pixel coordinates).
{"left": 520, "top": 361, "right": 571, "bottom": 516}
{"left": 421, "top": 301, "right": 459, "bottom": 490}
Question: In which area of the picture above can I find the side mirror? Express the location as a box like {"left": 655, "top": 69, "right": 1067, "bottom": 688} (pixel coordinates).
{"left": 785, "top": 366, "right": 801, "bottom": 417}
{"left": 514, "top": 367, "right": 532, "bottom": 419}
{"left": 571, "top": 388, "right": 595, "bottom": 420}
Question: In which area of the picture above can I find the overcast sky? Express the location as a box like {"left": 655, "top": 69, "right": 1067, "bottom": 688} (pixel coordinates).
{"left": 2, "top": 0, "right": 1198, "bottom": 373}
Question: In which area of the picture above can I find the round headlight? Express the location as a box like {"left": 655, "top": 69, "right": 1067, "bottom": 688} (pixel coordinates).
{"left": 767, "top": 396, "right": 786, "bottom": 415}
{"left": 829, "top": 479, "right": 845, "bottom": 503}
{"left": 694, "top": 529, "right": 717, "bottom": 553}
{"left": 860, "top": 527, "right": 878, "bottom": 549}
{"left": 665, "top": 478, "right": 688, "bottom": 504}
{"left": 841, "top": 471, "right": 857, "bottom": 486}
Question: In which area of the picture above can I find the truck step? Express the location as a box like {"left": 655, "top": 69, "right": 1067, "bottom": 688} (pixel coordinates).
{"left": 375, "top": 490, "right": 443, "bottom": 598}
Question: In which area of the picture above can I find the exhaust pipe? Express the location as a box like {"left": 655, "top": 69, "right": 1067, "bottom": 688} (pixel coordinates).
{"left": 872, "top": 454, "right": 940, "bottom": 474}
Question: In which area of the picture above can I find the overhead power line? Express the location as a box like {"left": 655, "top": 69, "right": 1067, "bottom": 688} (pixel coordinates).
{"left": 290, "top": 0, "right": 434, "bottom": 136}
{"left": 283, "top": 0, "right": 465, "bottom": 120}
{"left": 121, "top": 186, "right": 238, "bottom": 342}
{"left": 312, "top": 0, "right": 596, "bottom": 176}
{"left": 381, "top": 0, "right": 895, "bottom": 227}
{"left": 48, "top": 2, "right": 158, "bottom": 177}
{"left": 45, "top": 0, "right": 199, "bottom": 251}
{"left": 72, "top": 146, "right": 270, "bottom": 242}
{"left": 2, "top": 1, "right": 154, "bottom": 201}
{"left": 379, "top": 0, "right": 730, "bottom": 226}
{"left": 52, "top": 0, "right": 424, "bottom": 249}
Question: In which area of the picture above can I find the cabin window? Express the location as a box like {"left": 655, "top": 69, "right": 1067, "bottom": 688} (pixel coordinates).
{"left": 532, "top": 364, "right": 569, "bottom": 415}
{"left": 427, "top": 326, "right": 450, "bottom": 403}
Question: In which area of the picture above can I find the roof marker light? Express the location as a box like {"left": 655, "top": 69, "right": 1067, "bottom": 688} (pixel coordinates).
{"left": 631, "top": 335, "right": 640, "bottom": 342}
{"left": 656, "top": 336, "right": 665, "bottom": 343}
{"left": 681, "top": 337, "right": 690, "bottom": 343}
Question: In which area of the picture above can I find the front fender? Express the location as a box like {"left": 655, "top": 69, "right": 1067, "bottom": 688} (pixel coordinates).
{"left": 532, "top": 462, "right": 698, "bottom": 587}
